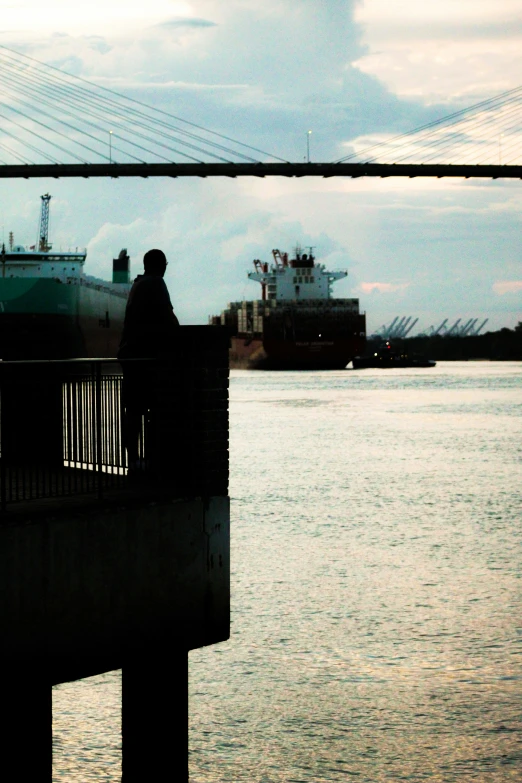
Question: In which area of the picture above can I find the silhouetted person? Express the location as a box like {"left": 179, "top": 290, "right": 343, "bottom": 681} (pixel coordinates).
{"left": 118, "top": 248, "right": 179, "bottom": 470}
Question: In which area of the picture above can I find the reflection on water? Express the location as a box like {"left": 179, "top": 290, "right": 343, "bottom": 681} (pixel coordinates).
{"left": 53, "top": 362, "right": 522, "bottom": 781}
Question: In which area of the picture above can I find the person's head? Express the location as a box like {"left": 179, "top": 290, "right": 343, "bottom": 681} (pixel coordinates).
{"left": 143, "top": 248, "right": 167, "bottom": 277}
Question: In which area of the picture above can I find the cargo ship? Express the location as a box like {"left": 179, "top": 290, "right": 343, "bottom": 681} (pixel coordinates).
{"left": 210, "top": 246, "right": 366, "bottom": 369}
{"left": 0, "top": 194, "right": 131, "bottom": 359}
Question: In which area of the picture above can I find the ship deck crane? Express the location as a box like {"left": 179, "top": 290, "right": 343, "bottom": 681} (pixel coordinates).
{"left": 252, "top": 258, "right": 269, "bottom": 300}
{"left": 272, "top": 249, "right": 289, "bottom": 268}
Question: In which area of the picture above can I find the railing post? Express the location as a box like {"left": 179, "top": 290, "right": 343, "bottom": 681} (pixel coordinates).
{"left": 94, "top": 362, "right": 103, "bottom": 500}
{"left": 0, "top": 461, "right": 5, "bottom": 514}
{"left": 0, "top": 366, "right": 5, "bottom": 513}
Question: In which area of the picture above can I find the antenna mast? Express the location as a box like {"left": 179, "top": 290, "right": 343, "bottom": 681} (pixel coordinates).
{"left": 38, "top": 193, "right": 52, "bottom": 252}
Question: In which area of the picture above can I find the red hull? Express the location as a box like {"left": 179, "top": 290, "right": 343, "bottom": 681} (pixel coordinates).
{"left": 231, "top": 333, "right": 366, "bottom": 369}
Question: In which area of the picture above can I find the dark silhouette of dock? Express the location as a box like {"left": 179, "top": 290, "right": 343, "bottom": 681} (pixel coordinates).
{"left": 0, "top": 326, "right": 230, "bottom": 781}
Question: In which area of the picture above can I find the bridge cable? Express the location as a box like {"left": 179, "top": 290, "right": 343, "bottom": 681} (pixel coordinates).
{"left": 335, "top": 85, "right": 522, "bottom": 164}
{"left": 0, "top": 56, "right": 258, "bottom": 163}
{"left": 391, "top": 97, "right": 522, "bottom": 164}
{"left": 0, "top": 66, "right": 255, "bottom": 163}
{"left": 0, "top": 45, "right": 288, "bottom": 163}
{"left": 0, "top": 125, "right": 60, "bottom": 163}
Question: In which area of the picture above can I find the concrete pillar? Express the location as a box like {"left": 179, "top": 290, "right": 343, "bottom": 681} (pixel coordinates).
{"left": 2, "top": 669, "right": 52, "bottom": 780}
{"left": 121, "top": 651, "right": 188, "bottom": 782}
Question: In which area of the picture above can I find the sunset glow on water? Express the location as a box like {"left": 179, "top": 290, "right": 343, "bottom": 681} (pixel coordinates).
{"left": 53, "top": 362, "right": 522, "bottom": 781}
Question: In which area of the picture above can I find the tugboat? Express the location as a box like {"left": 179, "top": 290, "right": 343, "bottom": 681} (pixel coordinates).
{"left": 352, "top": 341, "right": 436, "bottom": 369}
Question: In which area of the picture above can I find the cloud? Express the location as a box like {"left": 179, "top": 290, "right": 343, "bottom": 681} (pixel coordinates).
{"left": 359, "top": 282, "right": 411, "bottom": 294}
{"left": 355, "top": 0, "right": 522, "bottom": 38}
{"left": 83, "top": 36, "right": 112, "bottom": 55}
{"left": 353, "top": 2, "right": 522, "bottom": 107}
{"left": 358, "top": 19, "right": 522, "bottom": 44}
{"left": 4, "top": 0, "right": 441, "bottom": 162}
{"left": 493, "top": 281, "right": 522, "bottom": 295}
{"left": 154, "top": 17, "right": 217, "bottom": 29}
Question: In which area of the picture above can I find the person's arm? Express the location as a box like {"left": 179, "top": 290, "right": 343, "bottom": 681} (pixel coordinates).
{"left": 158, "top": 279, "right": 180, "bottom": 327}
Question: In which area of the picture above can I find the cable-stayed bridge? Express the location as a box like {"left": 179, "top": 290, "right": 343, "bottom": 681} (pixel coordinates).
{"left": 1, "top": 46, "right": 521, "bottom": 180}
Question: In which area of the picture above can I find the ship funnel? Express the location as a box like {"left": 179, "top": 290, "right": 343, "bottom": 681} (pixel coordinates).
{"left": 113, "top": 248, "right": 130, "bottom": 284}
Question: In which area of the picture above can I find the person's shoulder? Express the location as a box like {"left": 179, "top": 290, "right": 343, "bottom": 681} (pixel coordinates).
{"left": 140, "top": 274, "right": 167, "bottom": 288}
{"left": 131, "top": 274, "right": 165, "bottom": 294}
{"left": 129, "top": 274, "right": 143, "bottom": 290}
{"left": 150, "top": 277, "right": 170, "bottom": 299}
{"left": 129, "top": 274, "right": 170, "bottom": 304}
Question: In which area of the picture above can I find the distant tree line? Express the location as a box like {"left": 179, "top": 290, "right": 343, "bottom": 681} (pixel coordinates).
{"left": 368, "top": 323, "right": 522, "bottom": 361}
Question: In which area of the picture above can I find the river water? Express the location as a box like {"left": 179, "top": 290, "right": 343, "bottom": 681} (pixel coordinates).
{"left": 53, "top": 362, "right": 522, "bottom": 782}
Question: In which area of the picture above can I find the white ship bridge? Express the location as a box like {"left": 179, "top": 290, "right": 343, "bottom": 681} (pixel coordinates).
{"left": 248, "top": 249, "right": 347, "bottom": 302}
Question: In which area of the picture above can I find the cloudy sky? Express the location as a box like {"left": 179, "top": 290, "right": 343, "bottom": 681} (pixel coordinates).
{"left": 0, "top": 0, "right": 521, "bottom": 331}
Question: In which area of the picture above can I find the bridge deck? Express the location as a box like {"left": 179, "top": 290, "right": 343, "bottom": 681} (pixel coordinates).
{"left": 1, "top": 162, "right": 521, "bottom": 179}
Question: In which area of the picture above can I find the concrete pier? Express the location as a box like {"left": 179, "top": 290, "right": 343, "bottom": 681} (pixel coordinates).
{"left": 5, "top": 666, "right": 53, "bottom": 780}
{"left": 0, "top": 326, "right": 230, "bottom": 780}
{"left": 122, "top": 651, "right": 189, "bottom": 781}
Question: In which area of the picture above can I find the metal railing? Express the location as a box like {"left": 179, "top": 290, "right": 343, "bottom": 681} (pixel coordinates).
{"left": 62, "top": 366, "right": 126, "bottom": 476}
{"left": 0, "top": 360, "right": 128, "bottom": 509}
{"left": 0, "top": 326, "right": 230, "bottom": 514}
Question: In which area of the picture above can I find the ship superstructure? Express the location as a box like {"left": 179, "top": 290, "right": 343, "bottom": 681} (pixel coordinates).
{"left": 249, "top": 247, "right": 348, "bottom": 301}
{"left": 211, "top": 246, "right": 366, "bottom": 369}
{"left": 0, "top": 195, "right": 131, "bottom": 359}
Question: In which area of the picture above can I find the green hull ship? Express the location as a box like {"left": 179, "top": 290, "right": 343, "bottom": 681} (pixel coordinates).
{"left": 0, "top": 195, "right": 131, "bottom": 359}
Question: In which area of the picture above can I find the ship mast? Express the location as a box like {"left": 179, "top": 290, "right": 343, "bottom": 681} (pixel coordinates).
{"left": 37, "top": 193, "right": 52, "bottom": 252}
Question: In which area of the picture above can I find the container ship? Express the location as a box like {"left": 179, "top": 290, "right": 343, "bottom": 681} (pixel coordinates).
{"left": 0, "top": 194, "right": 131, "bottom": 359}
{"left": 210, "top": 246, "right": 366, "bottom": 369}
